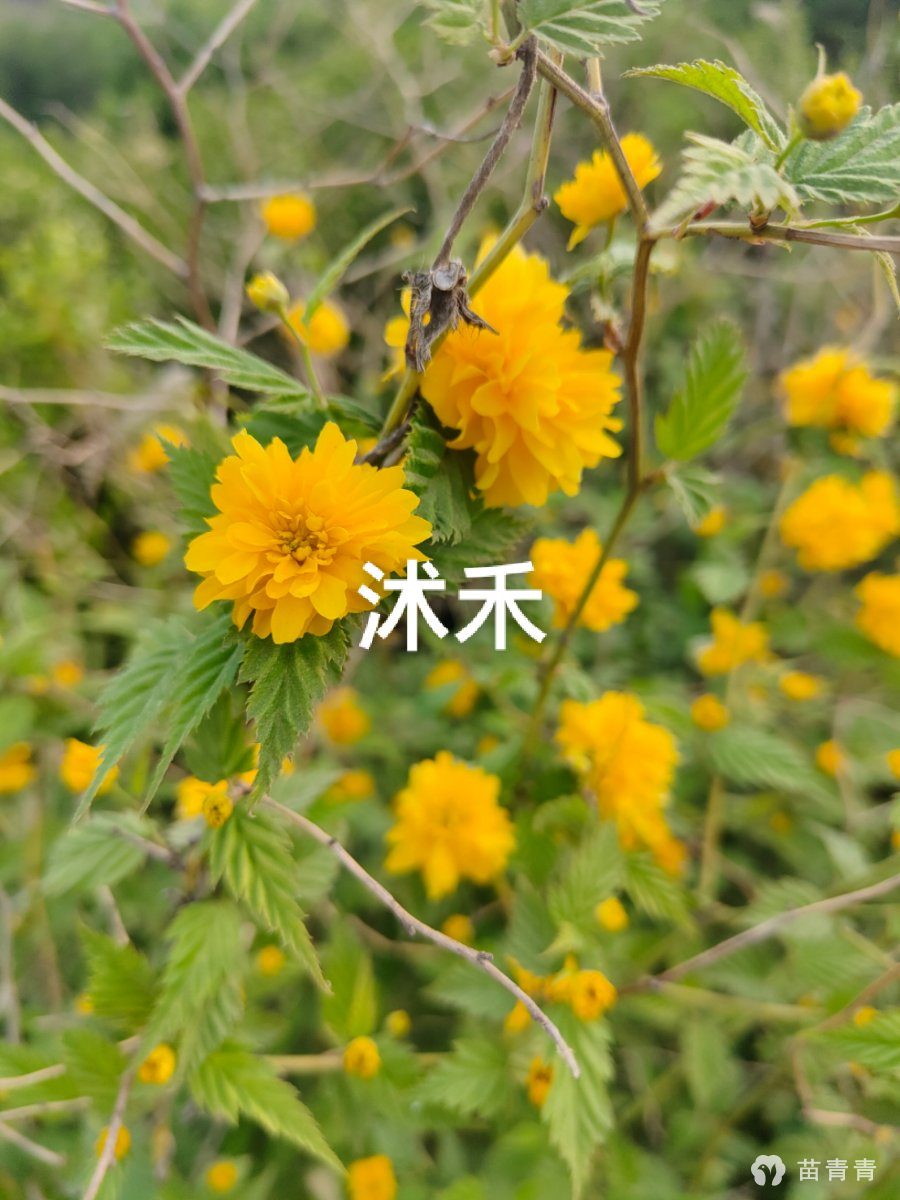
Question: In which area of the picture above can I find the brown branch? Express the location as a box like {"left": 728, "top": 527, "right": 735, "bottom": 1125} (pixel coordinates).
{"left": 433, "top": 39, "right": 537, "bottom": 268}
{"left": 0, "top": 98, "right": 187, "bottom": 278}
{"left": 262, "top": 797, "right": 580, "bottom": 1078}
{"left": 640, "top": 870, "right": 900, "bottom": 987}
{"left": 679, "top": 221, "right": 900, "bottom": 255}
{"left": 179, "top": 0, "right": 260, "bottom": 95}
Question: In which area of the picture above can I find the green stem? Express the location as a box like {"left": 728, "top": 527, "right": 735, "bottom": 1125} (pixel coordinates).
{"left": 276, "top": 305, "right": 326, "bottom": 408}
{"left": 774, "top": 129, "right": 803, "bottom": 171}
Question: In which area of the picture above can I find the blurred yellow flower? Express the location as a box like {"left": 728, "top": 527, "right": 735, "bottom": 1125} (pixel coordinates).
{"left": 175, "top": 775, "right": 221, "bottom": 820}
{"left": 424, "top": 659, "right": 479, "bottom": 718}
{"left": 885, "top": 749, "right": 900, "bottom": 780}
{"left": 418, "top": 245, "right": 622, "bottom": 507}
{"left": 780, "top": 348, "right": 895, "bottom": 438}
{"left": 132, "top": 530, "right": 171, "bottom": 567}
{"left": 441, "top": 913, "right": 475, "bottom": 945}
{"left": 205, "top": 1160, "right": 239, "bottom": 1192}
{"left": 779, "top": 671, "right": 824, "bottom": 701}
{"left": 256, "top": 945, "right": 286, "bottom": 977}
{"left": 816, "top": 739, "right": 843, "bottom": 777}
{"left": 770, "top": 811, "right": 793, "bottom": 834}
{"left": 128, "top": 424, "right": 188, "bottom": 474}
{"left": 557, "top": 693, "right": 681, "bottom": 869}
{"left": 138, "top": 1043, "right": 176, "bottom": 1085}
{"left": 779, "top": 472, "right": 900, "bottom": 572}
{"left": 569, "top": 969, "right": 617, "bottom": 1020}
{"left": 799, "top": 72, "right": 862, "bottom": 140}
{"left": 246, "top": 271, "right": 289, "bottom": 313}
{"left": 385, "top": 1009, "right": 411, "bottom": 1038}
{"left": 554, "top": 133, "right": 661, "bottom": 248}
{"left": 595, "top": 896, "right": 628, "bottom": 932}
{"left": 529, "top": 529, "right": 637, "bottom": 632}
{"left": 261, "top": 192, "right": 316, "bottom": 240}
{"left": 185, "top": 424, "right": 430, "bottom": 643}
{"left": 504, "top": 999, "right": 531, "bottom": 1034}
{"left": 343, "top": 1036, "right": 381, "bottom": 1080}
{"left": 693, "top": 506, "right": 727, "bottom": 537}
{"left": 830, "top": 431, "right": 861, "bottom": 457}
{"left": 385, "top": 752, "right": 514, "bottom": 899}
{"left": 51, "top": 659, "right": 84, "bottom": 688}
{"left": 318, "top": 687, "right": 370, "bottom": 744}
{"left": 853, "top": 1005, "right": 878, "bottom": 1027}
{"left": 855, "top": 572, "right": 900, "bottom": 656}
{"left": 348, "top": 1154, "right": 397, "bottom": 1200}
{"left": 202, "top": 786, "right": 233, "bottom": 829}
{"left": 526, "top": 1056, "right": 554, "bottom": 1107}
{"left": 327, "top": 769, "right": 376, "bottom": 803}
{"left": 286, "top": 299, "right": 350, "bottom": 357}
{"left": 95, "top": 1124, "right": 130, "bottom": 1161}
{"left": 759, "top": 568, "right": 788, "bottom": 599}
{"left": 0, "top": 743, "right": 37, "bottom": 794}
{"left": 60, "top": 739, "right": 117, "bottom": 794}
{"left": 696, "top": 608, "right": 770, "bottom": 675}
{"left": 690, "top": 693, "right": 730, "bottom": 731}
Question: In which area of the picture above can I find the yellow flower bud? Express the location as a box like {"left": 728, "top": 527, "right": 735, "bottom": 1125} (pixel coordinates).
{"left": 138, "top": 1043, "right": 177, "bottom": 1085}
{"left": 853, "top": 1005, "right": 878, "bottom": 1027}
{"left": 261, "top": 193, "right": 316, "bottom": 241}
{"left": 132, "top": 530, "right": 171, "bottom": 567}
{"left": 595, "top": 896, "right": 629, "bottom": 933}
{"left": 799, "top": 72, "right": 862, "bottom": 141}
{"left": 256, "top": 945, "right": 286, "bottom": 977}
{"left": 246, "top": 271, "right": 289, "bottom": 314}
{"left": 690, "top": 693, "right": 730, "bottom": 732}
{"left": 343, "top": 1035, "right": 381, "bottom": 1079}
{"left": 385, "top": 1009, "right": 411, "bottom": 1038}
{"left": 441, "top": 913, "right": 475, "bottom": 946}
{"left": 525, "top": 1056, "right": 554, "bottom": 1108}
{"left": 96, "top": 1124, "right": 131, "bottom": 1161}
{"left": 202, "top": 786, "right": 233, "bottom": 829}
{"left": 205, "top": 1160, "right": 239, "bottom": 1192}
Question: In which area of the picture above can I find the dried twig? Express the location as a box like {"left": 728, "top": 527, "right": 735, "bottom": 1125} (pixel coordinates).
{"left": 81, "top": 1069, "right": 134, "bottom": 1200}
{"left": 262, "top": 797, "right": 580, "bottom": 1078}
{"left": 0, "top": 1120, "right": 65, "bottom": 1169}
{"left": 678, "top": 220, "right": 900, "bottom": 255}
{"left": 179, "top": 0, "right": 260, "bottom": 95}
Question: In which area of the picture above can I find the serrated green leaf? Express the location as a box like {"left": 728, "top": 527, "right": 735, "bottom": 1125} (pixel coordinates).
{"left": 146, "top": 611, "right": 242, "bottom": 806}
{"left": 165, "top": 443, "right": 218, "bottom": 537}
{"left": 106, "top": 317, "right": 309, "bottom": 398}
{"left": 44, "top": 814, "right": 150, "bottom": 895}
{"left": 664, "top": 463, "right": 720, "bottom": 526}
{"left": 239, "top": 625, "right": 351, "bottom": 799}
{"left": 208, "top": 807, "right": 324, "bottom": 987}
{"left": 61, "top": 1029, "right": 126, "bottom": 1111}
{"left": 709, "top": 725, "right": 833, "bottom": 802}
{"left": 542, "top": 1009, "right": 614, "bottom": 1197}
{"left": 623, "top": 853, "right": 692, "bottom": 925}
{"left": 148, "top": 901, "right": 245, "bottom": 1070}
{"left": 415, "top": 1037, "right": 510, "bottom": 1118}
{"left": 626, "top": 61, "right": 783, "bottom": 151}
{"left": 81, "top": 928, "right": 157, "bottom": 1031}
{"left": 519, "top": 0, "right": 664, "bottom": 57}
{"left": 787, "top": 104, "right": 900, "bottom": 206}
{"left": 428, "top": 959, "right": 513, "bottom": 1022}
{"left": 655, "top": 322, "right": 747, "bottom": 461}
{"left": 429, "top": 507, "right": 531, "bottom": 584}
{"left": 652, "top": 132, "right": 799, "bottom": 230}
{"left": 548, "top": 824, "right": 623, "bottom": 934}
{"left": 820, "top": 1011, "right": 900, "bottom": 1072}
{"left": 320, "top": 922, "right": 377, "bottom": 1039}
{"left": 305, "top": 207, "right": 409, "bottom": 320}
{"left": 189, "top": 1044, "right": 341, "bottom": 1171}
{"left": 420, "top": 0, "right": 485, "bottom": 45}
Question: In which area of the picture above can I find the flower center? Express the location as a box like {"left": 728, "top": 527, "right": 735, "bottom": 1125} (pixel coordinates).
{"left": 274, "top": 510, "right": 336, "bottom": 566}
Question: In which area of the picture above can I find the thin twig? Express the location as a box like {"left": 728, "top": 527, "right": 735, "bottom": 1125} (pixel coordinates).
{"left": 0, "top": 98, "right": 187, "bottom": 279}
{"left": 0, "top": 1098, "right": 89, "bottom": 1122}
{"left": 81, "top": 1070, "right": 134, "bottom": 1200}
{"left": 60, "top": 0, "right": 113, "bottom": 13}
{"left": 0, "top": 1064, "right": 67, "bottom": 1093}
{"left": 643, "top": 870, "right": 900, "bottom": 986}
{"left": 0, "top": 890, "right": 20, "bottom": 1043}
{"left": 179, "top": 0, "right": 260, "bottom": 94}
{"left": 678, "top": 221, "right": 900, "bottom": 255}
{"left": 262, "top": 798, "right": 580, "bottom": 1078}
{"left": 0, "top": 1121, "right": 65, "bottom": 1169}
{"left": 433, "top": 39, "right": 537, "bottom": 267}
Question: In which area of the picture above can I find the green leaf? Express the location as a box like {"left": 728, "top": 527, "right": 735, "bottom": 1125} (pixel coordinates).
{"left": 429, "top": 507, "right": 531, "bottom": 584}
{"left": 81, "top": 928, "right": 157, "bottom": 1031}
{"left": 542, "top": 1009, "right": 614, "bottom": 1197}
{"left": 626, "top": 61, "right": 783, "bottom": 151}
{"left": 320, "top": 922, "right": 377, "bottom": 1040}
{"left": 149, "top": 901, "right": 245, "bottom": 1070}
{"left": 820, "top": 1011, "right": 900, "bottom": 1073}
{"left": 61, "top": 1030, "right": 126, "bottom": 1111}
{"left": 420, "top": 0, "right": 486, "bottom": 45}
{"left": 415, "top": 1037, "right": 510, "bottom": 1119}
{"left": 406, "top": 417, "right": 476, "bottom": 546}
{"left": 519, "top": 0, "right": 664, "bottom": 57}
{"left": 655, "top": 322, "right": 747, "bottom": 461}
{"left": 709, "top": 726, "right": 834, "bottom": 802}
{"left": 44, "top": 814, "right": 150, "bottom": 895}
{"left": 663, "top": 463, "right": 720, "bottom": 526}
{"left": 106, "top": 317, "right": 309, "bottom": 398}
{"left": 623, "top": 854, "right": 692, "bottom": 925}
{"left": 189, "top": 1044, "right": 341, "bottom": 1171}
{"left": 208, "top": 807, "right": 324, "bottom": 987}
{"left": 787, "top": 104, "right": 900, "bottom": 206}
{"left": 239, "top": 624, "right": 351, "bottom": 799}
{"left": 146, "top": 611, "right": 243, "bottom": 805}
{"left": 651, "top": 133, "right": 799, "bottom": 230}
{"left": 305, "top": 207, "right": 410, "bottom": 320}
{"left": 548, "top": 824, "right": 623, "bottom": 934}
{"left": 165, "top": 443, "right": 218, "bottom": 537}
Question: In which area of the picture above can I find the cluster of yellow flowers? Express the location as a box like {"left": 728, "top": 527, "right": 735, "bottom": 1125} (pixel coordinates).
{"left": 185, "top": 423, "right": 431, "bottom": 642}
{"left": 779, "top": 471, "right": 899, "bottom": 571}
{"left": 506, "top": 956, "right": 618, "bottom": 1033}
{"left": 384, "top": 752, "right": 514, "bottom": 899}
{"left": 780, "top": 348, "right": 896, "bottom": 443}
{"left": 556, "top": 692, "right": 683, "bottom": 873}
{"left": 529, "top": 528, "right": 638, "bottom": 631}
{"left": 387, "top": 244, "right": 623, "bottom": 508}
